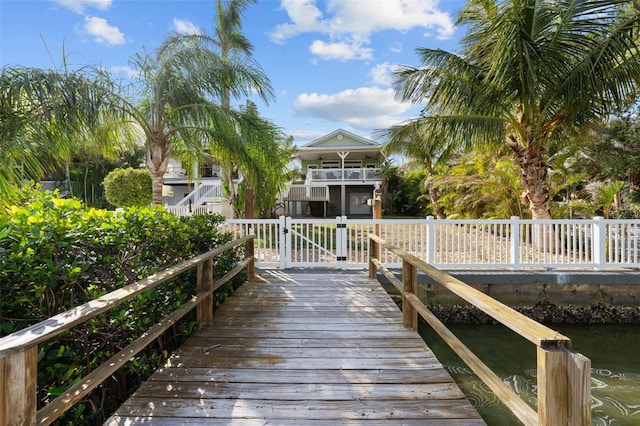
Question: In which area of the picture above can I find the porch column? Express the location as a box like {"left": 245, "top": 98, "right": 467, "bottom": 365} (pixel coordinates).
{"left": 341, "top": 183, "right": 346, "bottom": 216}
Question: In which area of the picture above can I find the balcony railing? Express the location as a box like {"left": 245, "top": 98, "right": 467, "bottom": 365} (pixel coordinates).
{"left": 282, "top": 185, "right": 329, "bottom": 201}
{"left": 308, "top": 168, "right": 380, "bottom": 183}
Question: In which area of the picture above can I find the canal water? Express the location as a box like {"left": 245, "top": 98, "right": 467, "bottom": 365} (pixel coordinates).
{"left": 420, "top": 323, "right": 640, "bottom": 425}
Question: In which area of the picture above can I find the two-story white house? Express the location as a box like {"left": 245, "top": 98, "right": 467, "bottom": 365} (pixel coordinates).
{"left": 282, "top": 129, "right": 385, "bottom": 217}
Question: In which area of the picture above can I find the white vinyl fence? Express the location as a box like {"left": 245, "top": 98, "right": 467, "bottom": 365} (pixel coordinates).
{"left": 165, "top": 203, "right": 231, "bottom": 217}
{"left": 217, "top": 216, "right": 640, "bottom": 270}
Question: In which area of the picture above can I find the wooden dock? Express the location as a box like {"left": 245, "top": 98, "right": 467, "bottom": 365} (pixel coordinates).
{"left": 105, "top": 270, "right": 485, "bottom": 425}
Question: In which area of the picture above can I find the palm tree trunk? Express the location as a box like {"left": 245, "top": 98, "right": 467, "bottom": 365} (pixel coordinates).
{"left": 510, "top": 139, "right": 552, "bottom": 220}
{"left": 511, "top": 138, "right": 555, "bottom": 254}
{"left": 220, "top": 164, "right": 239, "bottom": 218}
{"left": 428, "top": 183, "right": 446, "bottom": 219}
{"left": 146, "top": 134, "right": 170, "bottom": 206}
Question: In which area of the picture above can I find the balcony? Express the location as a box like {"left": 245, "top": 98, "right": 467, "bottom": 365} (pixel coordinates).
{"left": 282, "top": 185, "right": 329, "bottom": 202}
{"left": 308, "top": 168, "right": 381, "bottom": 183}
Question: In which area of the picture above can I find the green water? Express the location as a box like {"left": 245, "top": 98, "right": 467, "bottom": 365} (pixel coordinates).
{"left": 420, "top": 323, "right": 640, "bottom": 425}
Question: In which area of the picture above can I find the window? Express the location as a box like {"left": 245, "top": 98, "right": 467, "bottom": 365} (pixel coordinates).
{"left": 321, "top": 160, "right": 339, "bottom": 169}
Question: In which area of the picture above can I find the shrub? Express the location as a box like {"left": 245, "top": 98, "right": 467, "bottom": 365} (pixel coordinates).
{"left": 103, "top": 167, "right": 152, "bottom": 208}
{"left": 0, "top": 188, "right": 243, "bottom": 423}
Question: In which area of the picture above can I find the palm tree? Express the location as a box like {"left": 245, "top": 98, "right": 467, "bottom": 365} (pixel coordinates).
{"left": 130, "top": 36, "right": 273, "bottom": 205}
{"left": 0, "top": 65, "right": 130, "bottom": 206}
{"left": 159, "top": 0, "right": 264, "bottom": 213}
{"left": 435, "top": 149, "right": 526, "bottom": 219}
{"left": 234, "top": 101, "right": 295, "bottom": 217}
{"left": 382, "top": 119, "right": 460, "bottom": 218}
{"left": 394, "top": 0, "right": 640, "bottom": 219}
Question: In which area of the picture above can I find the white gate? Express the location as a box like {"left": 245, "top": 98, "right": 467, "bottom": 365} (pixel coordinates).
{"left": 282, "top": 216, "right": 349, "bottom": 269}
{"left": 222, "top": 216, "right": 351, "bottom": 269}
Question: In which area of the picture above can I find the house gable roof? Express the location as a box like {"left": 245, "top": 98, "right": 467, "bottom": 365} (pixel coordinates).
{"left": 301, "top": 129, "right": 380, "bottom": 149}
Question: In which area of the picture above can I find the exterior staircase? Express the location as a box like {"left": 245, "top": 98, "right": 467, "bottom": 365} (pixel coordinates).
{"left": 175, "top": 182, "right": 225, "bottom": 206}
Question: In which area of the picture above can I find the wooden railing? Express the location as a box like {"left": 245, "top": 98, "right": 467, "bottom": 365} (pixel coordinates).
{"left": 0, "top": 236, "right": 254, "bottom": 426}
{"left": 368, "top": 234, "right": 591, "bottom": 426}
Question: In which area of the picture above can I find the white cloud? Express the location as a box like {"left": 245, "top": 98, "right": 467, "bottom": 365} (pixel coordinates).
{"left": 80, "top": 16, "right": 125, "bottom": 46}
{"left": 110, "top": 65, "right": 139, "bottom": 78}
{"left": 293, "top": 86, "right": 412, "bottom": 132}
{"left": 309, "top": 40, "right": 373, "bottom": 61}
{"left": 289, "top": 129, "right": 328, "bottom": 145}
{"left": 271, "top": 0, "right": 326, "bottom": 43}
{"left": 173, "top": 18, "right": 202, "bottom": 35}
{"left": 370, "top": 62, "right": 399, "bottom": 86}
{"left": 51, "top": 0, "right": 111, "bottom": 14}
{"left": 325, "top": 0, "right": 455, "bottom": 39}
{"left": 271, "top": 0, "right": 455, "bottom": 43}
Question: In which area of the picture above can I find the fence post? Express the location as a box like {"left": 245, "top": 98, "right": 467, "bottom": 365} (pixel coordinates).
{"left": 339, "top": 216, "right": 348, "bottom": 270}
{"left": 369, "top": 236, "right": 378, "bottom": 279}
{"left": 1, "top": 346, "right": 38, "bottom": 425}
{"left": 592, "top": 216, "right": 606, "bottom": 270}
{"left": 402, "top": 260, "right": 418, "bottom": 330}
{"left": 510, "top": 216, "right": 521, "bottom": 270}
{"left": 196, "top": 258, "right": 214, "bottom": 327}
{"left": 279, "top": 216, "right": 288, "bottom": 270}
{"left": 426, "top": 216, "right": 435, "bottom": 265}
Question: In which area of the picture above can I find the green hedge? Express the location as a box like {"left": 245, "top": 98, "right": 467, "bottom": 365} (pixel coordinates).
{"left": 103, "top": 167, "right": 153, "bottom": 208}
{"left": 0, "top": 187, "right": 244, "bottom": 424}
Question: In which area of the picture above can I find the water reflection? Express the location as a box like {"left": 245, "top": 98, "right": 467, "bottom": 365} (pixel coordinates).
{"left": 420, "top": 323, "right": 640, "bottom": 425}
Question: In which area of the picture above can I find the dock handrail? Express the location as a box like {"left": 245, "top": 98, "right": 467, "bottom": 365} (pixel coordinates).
{"left": 0, "top": 235, "right": 254, "bottom": 426}
{"left": 368, "top": 233, "right": 591, "bottom": 426}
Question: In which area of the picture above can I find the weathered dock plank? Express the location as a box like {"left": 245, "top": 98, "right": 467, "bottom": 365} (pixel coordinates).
{"left": 105, "top": 270, "right": 484, "bottom": 425}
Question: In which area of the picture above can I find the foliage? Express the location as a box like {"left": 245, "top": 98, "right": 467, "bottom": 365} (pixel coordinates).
{"left": 393, "top": 0, "right": 640, "bottom": 219}
{"left": 381, "top": 115, "right": 461, "bottom": 218}
{"left": 574, "top": 115, "right": 640, "bottom": 185}
{"left": 0, "top": 187, "right": 243, "bottom": 424}
{"left": 435, "top": 151, "right": 526, "bottom": 219}
{"left": 1, "top": 0, "right": 273, "bottom": 209}
{"left": 230, "top": 102, "right": 296, "bottom": 218}
{"left": 49, "top": 138, "right": 145, "bottom": 208}
{"left": 379, "top": 161, "right": 424, "bottom": 217}
{"left": 103, "top": 167, "right": 153, "bottom": 208}
{"left": 159, "top": 1, "right": 287, "bottom": 216}
{"left": 0, "top": 65, "right": 133, "bottom": 208}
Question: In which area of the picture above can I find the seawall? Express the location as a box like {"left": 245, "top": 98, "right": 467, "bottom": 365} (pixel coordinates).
{"left": 379, "top": 270, "right": 640, "bottom": 324}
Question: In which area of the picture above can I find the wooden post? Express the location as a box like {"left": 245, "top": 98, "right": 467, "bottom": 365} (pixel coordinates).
{"left": 246, "top": 234, "right": 255, "bottom": 278}
{"left": 537, "top": 346, "right": 569, "bottom": 426}
{"left": 244, "top": 187, "right": 254, "bottom": 219}
{"left": 373, "top": 187, "right": 382, "bottom": 234}
{"left": 568, "top": 351, "right": 591, "bottom": 426}
{"left": 368, "top": 237, "right": 378, "bottom": 279}
{"left": 402, "top": 260, "right": 418, "bottom": 330}
{"left": 1, "top": 346, "right": 38, "bottom": 426}
{"left": 196, "top": 258, "right": 214, "bottom": 327}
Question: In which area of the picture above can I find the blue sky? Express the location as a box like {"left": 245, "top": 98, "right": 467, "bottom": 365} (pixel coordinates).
{"left": 1, "top": 0, "right": 466, "bottom": 145}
